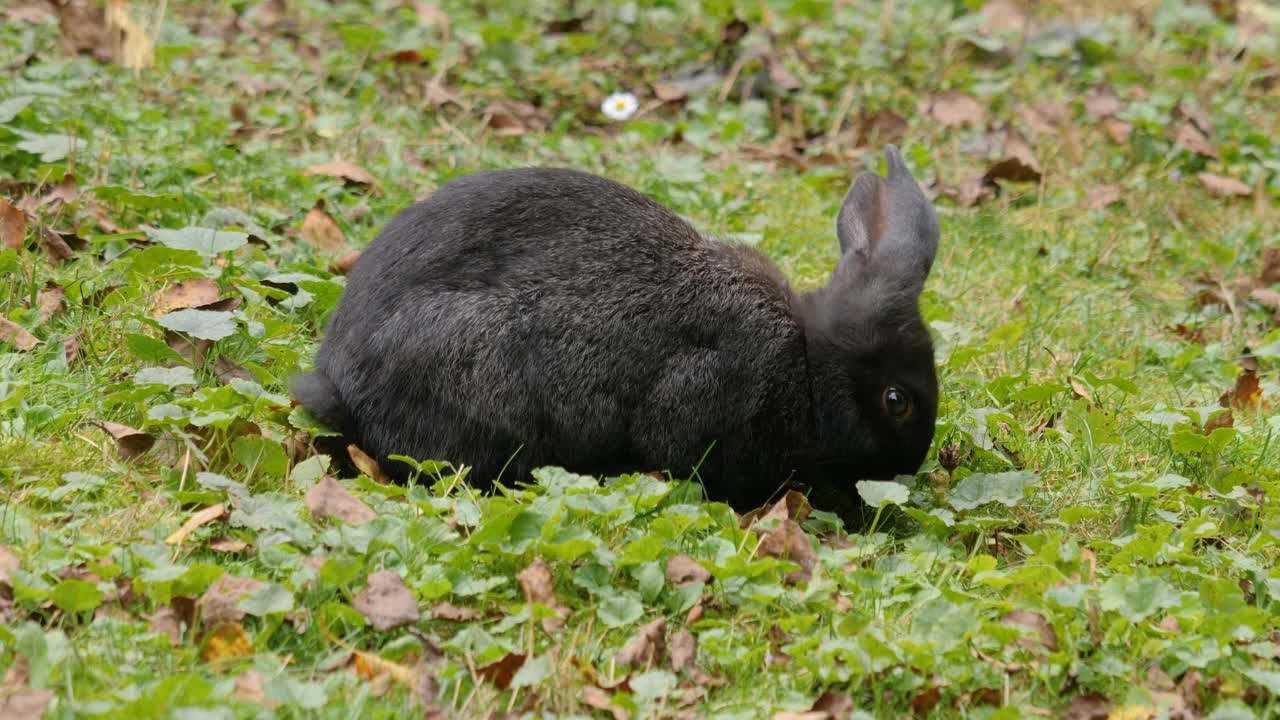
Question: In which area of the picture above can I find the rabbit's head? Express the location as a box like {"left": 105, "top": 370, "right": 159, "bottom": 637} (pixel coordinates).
{"left": 799, "top": 145, "right": 940, "bottom": 486}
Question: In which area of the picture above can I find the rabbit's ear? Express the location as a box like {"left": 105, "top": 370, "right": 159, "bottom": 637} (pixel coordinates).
{"left": 834, "top": 145, "right": 939, "bottom": 295}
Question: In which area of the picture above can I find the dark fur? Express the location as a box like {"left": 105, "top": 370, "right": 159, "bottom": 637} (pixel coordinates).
{"left": 292, "top": 145, "right": 939, "bottom": 510}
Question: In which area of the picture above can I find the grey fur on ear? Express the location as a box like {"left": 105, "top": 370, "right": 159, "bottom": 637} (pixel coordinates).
{"left": 834, "top": 145, "right": 939, "bottom": 294}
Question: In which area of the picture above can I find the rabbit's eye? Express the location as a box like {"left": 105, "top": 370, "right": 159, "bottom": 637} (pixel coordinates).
{"left": 882, "top": 386, "right": 912, "bottom": 419}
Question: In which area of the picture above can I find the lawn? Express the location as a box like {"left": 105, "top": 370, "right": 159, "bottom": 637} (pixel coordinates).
{"left": 1, "top": 1, "right": 1279, "bottom": 718}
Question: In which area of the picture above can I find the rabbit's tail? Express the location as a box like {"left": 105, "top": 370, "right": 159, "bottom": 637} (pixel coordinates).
{"left": 290, "top": 370, "right": 352, "bottom": 433}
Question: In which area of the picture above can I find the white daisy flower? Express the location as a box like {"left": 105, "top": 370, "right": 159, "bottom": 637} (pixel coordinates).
{"left": 601, "top": 91, "right": 639, "bottom": 121}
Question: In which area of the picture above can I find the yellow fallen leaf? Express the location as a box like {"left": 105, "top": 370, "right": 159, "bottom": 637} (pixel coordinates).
{"left": 1107, "top": 706, "right": 1153, "bottom": 720}
{"left": 166, "top": 503, "right": 227, "bottom": 546}
{"left": 353, "top": 650, "right": 416, "bottom": 686}
{"left": 105, "top": 0, "right": 155, "bottom": 70}
{"left": 201, "top": 622, "right": 253, "bottom": 662}
{"left": 347, "top": 444, "right": 390, "bottom": 484}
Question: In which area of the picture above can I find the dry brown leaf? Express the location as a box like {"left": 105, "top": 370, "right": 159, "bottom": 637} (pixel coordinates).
{"left": 980, "top": 0, "right": 1031, "bottom": 34}
{"left": 153, "top": 278, "right": 221, "bottom": 317}
{"left": 305, "top": 159, "right": 379, "bottom": 189}
{"left": 431, "top": 602, "right": 481, "bottom": 621}
{"left": 304, "top": 476, "right": 377, "bottom": 525}
{"left": 63, "top": 334, "right": 80, "bottom": 366}
{"left": 476, "top": 652, "right": 526, "bottom": 690}
{"left": 767, "top": 59, "right": 801, "bottom": 92}
{"left": 422, "top": 78, "right": 461, "bottom": 109}
{"left": 969, "top": 687, "right": 1003, "bottom": 707}
{"left": 677, "top": 685, "right": 706, "bottom": 709}
{"left": 685, "top": 598, "right": 703, "bottom": 626}
{"left": 1084, "top": 184, "right": 1123, "bottom": 210}
{"left": 55, "top": 0, "right": 113, "bottom": 62}
{"left": 750, "top": 493, "right": 819, "bottom": 584}
{"left": 4, "top": 2, "right": 56, "bottom": 23}
{"left": 1020, "top": 103, "right": 1061, "bottom": 136}
{"left": 544, "top": 11, "right": 592, "bottom": 33}
{"left": 771, "top": 489, "right": 815, "bottom": 520}
{"left": 857, "top": 108, "right": 908, "bottom": 145}
{"left": 84, "top": 197, "right": 124, "bottom": 233}
{"left": 1219, "top": 370, "right": 1262, "bottom": 410}
{"left": 954, "top": 175, "right": 999, "bottom": 207}
{"left": 1204, "top": 409, "right": 1234, "bottom": 433}
{"left": 652, "top": 81, "right": 687, "bottom": 103}
{"left": 810, "top": 689, "right": 855, "bottom": 719}
{"left": 39, "top": 227, "right": 77, "bottom": 263}
{"left": 166, "top": 330, "right": 211, "bottom": 366}
{"left": 1062, "top": 692, "right": 1112, "bottom": 720}
{"left": 1252, "top": 287, "right": 1280, "bottom": 311}
{"left": 517, "top": 557, "right": 564, "bottom": 631}
{"left": 145, "top": 606, "right": 183, "bottom": 644}
{"left": 300, "top": 200, "right": 347, "bottom": 252}
{"left": 347, "top": 444, "right": 391, "bottom": 483}
{"left": 483, "top": 100, "right": 550, "bottom": 136}
{"left": 984, "top": 134, "right": 1041, "bottom": 184}
{"left": 199, "top": 574, "right": 264, "bottom": 626}
{"left": 669, "top": 629, "right": 696, "bottom": 673}
{"left": 0, "top": 199, "right": 26, "bottom": 250}
{"left": 928, "top": 91, "right": 986, "bottom": 128}
{"left": 213, "top": 354, "right": 254, "bottom": 384}
{"left": 39, "top": 174, "right": 78, "bottom": 210}
{"left": 517, "top": 558, "right": 555, "bottom": 606}
{"left": 235, "top": 669, "right": 270, "bottom": 705}
{"left": 0, "top": 318, "right": 39, "bottom": 352}
{"left": 1069, "top": 377, "right": 1094, "bottom": 404}
{"left": 1101, "top": 117, "right": 1133, "bottom": 144}
{"left": 1174, "top": 122, "right": 1218, "bottom": 159}
{"left": 95, "top": 421, "right": 155, "bottom": 460}
{"left": 34, "top": 282, "right": 64, "bottom": 323}
{"left": 165, "top": 503, "right": 227, "bottom": 546}
{"left": 911, "top": 686, "right": 942, "bottom": 713}
{"left": 412, "top": 1, "right": 450, "bottom": 28}
{"left": 1177, "top": 670, "right": 1202, "bottom": 715}
{"left": 1175, "top": 100, "right": 1213, "bottom": 135}
{"left": 0, "top": 689, "right": 54, "bottom": 720}
{"left": 209, "top": 538, "right": 249, "bottom": 553}
{"left": 0, "top": 547, "right": 18, "bottom": 586}
{"left": 414, "top": 669, "right": 442, "bottom": 712}
{"left": 1261, "top": 246, "right": 1280, "bottom": 284}
{"left": 1084, "top": 85, "right": 1121, "bottom": 118}
{"left": 1197, "top": 172, "right": 1252, "bottom": 197}
{"left": 333, "top": 249, "right": 362, "bottom": 275}
{"left": 666, "top": 554, "right": 711, "bottom": 587}
{"left": 201, "top": 622, "right": 253, "bottom": 662}
{"left": 2, "top": 654, "right": 29, "bottom": 691}
{"left": 1166, "top": 323, "right": 1205, "bottom": 344}
{"left": 1000, "top": 609, "right": 1059, "bottom": 651}
{"left": 581, "top": 685, "right": 627, "bottom": 720}
{"left": 615, "top": 617, "right": 667, "bottom": 668}
{"left": 388, "top": 48, "right": 425, "bottom": 65}
{"left": 354, "top": 570, "right": 420, "bottom": 631}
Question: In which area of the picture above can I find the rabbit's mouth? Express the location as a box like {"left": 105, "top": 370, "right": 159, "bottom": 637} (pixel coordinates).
{"left": 795, "top": 451, "right": 923, "bottom": 487}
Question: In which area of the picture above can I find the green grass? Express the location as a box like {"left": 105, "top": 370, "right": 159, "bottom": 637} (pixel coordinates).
{"left": 2, "top": 1, "right": 1279, "bottom": 718}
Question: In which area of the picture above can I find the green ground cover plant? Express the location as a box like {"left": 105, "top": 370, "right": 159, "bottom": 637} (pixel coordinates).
{"left": 1, "top": 1, "right": 1278, "bottom": 717}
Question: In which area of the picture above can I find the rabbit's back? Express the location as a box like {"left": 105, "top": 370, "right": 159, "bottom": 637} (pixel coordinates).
{"left": 315, "top": 168, "right": 810, "bottom": 505}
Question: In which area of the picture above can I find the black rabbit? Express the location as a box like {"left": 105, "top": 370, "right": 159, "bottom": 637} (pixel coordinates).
{"left": 292, "top": 145, "right": 939, "bottom": 511}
